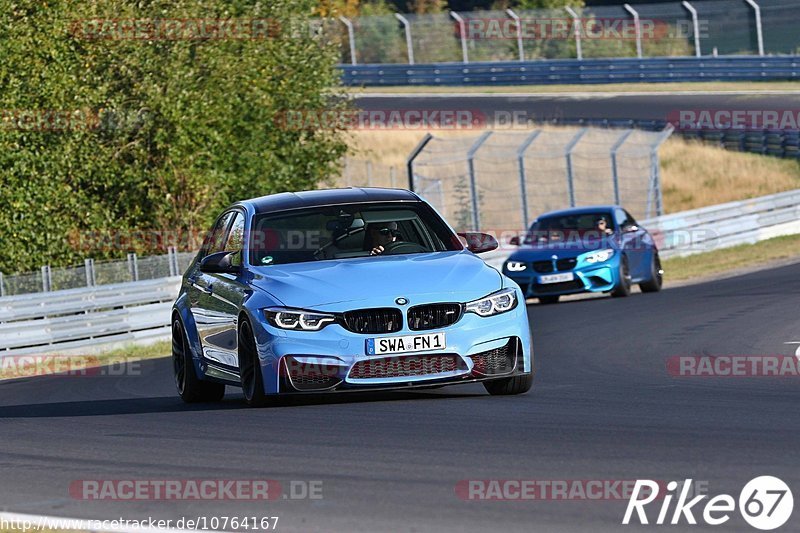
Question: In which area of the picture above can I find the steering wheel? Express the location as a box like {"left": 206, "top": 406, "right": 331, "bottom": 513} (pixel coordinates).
{"left": 382, "top": 241, "right": 427, "bottom": 255}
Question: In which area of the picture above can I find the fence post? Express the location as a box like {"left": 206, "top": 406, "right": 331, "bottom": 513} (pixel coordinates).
{"left": 564, "top": 129, "right": 588, "bottom": 208}
{"left": 128, "top": 252, "right": 139, "bottom": 281}
{"left": 450, "top": 12, "right": 469, "bottom": 64}
{"left": 610, "top": 129, "right": 635, "bottom": 206}
{"left": 505, "top": 9, "right": 525, "bottom": 62}
{"left": 84, "top": 258, "right": 95, "bottom": 287}
{"left": 682, "top": 1, "right": 701, "bottom": 57}
{"left": 0, "top": 272, "right": 4, "bottom": 297}
{"left": 744, "top": 0, "right": 764, "bottom": 56}
{"left": 168, "top": 246, "right": 178, "bottom": 277}
{"left": 466, "top": 131, "right": 493, "bottom": 231}
{"left": 516, "top": 130, "right": 542, "bottom": 229}
{"left": 406, "top": 133, "right": 433, "bottom": 191}
{"left": 395, "top": 13, "right": 415, "bottom": 65}
{"left": 338, "top": 16, "right": 357, "bottom": 65}
{"left": 564, "top": 6, "right": 583, "bottom": 60}
{"left": 645, "top": 125, "right": 675, "bottom": 217}
{"left": 623, "top": 4, "right": 643, "bottom": 59}
{"left": 41, "top": 265, "right": 51, "bottom": 292}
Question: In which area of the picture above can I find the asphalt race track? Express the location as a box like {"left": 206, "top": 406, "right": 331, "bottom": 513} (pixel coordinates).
{"left": 354, "top": 92, "right": 800, "bottom": 125}
{"left": 1, "top": 263, "right": 799, "bottom": 532}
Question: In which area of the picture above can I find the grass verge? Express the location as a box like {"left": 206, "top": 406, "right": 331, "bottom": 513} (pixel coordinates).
{"left": 663, "top": 234, "right": 800, "bottom": 282}
{"left": 353, "top": 81, "right": 800, "bottom": 94}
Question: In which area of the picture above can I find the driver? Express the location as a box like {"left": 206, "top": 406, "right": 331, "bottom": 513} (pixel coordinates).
{"left": 596, "top": 216, "right": 613, "bottom": 236}
{"left": 365, "top": 222, "right": 399, "bottom": 256}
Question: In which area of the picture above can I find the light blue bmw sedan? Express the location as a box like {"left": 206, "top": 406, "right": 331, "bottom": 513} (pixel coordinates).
{"left": 171, "top": 188, "right": 533, "bottom": 406}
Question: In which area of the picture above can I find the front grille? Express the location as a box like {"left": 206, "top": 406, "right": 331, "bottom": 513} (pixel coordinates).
{"left": 349, "top": 354, "right": 465, "bottom": 380}
{"left": 407, "top": 303, "right": 462, "bottom": 331}
{"left": 470, "top": 339, "right": 517, "bottom": 376}
{"left": 532, "top": 279, "right": 584, "bottom": 294}
{"left": 342, "top": 308, "right": 402, "bottom": 334}
{"left": 283, "top": 357, "right": 342, "bottom": 391}
{"left": 556, "top": 258, "right": 577, "bottom": 271}
{"left": 532, "top": 261, "right": 553, "bottom": 273}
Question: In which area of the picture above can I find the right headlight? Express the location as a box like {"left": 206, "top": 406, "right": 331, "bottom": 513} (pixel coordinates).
{"left": 465, "top": 288, "right": 518, "bottom": 317}
{"left": 263, "top": 308, "right": 336, "bottom": 331}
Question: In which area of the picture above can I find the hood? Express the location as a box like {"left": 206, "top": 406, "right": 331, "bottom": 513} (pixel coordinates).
{"left": 508, "top": 236, "right": 620, "bottom": 262}
{"left": 250, "top": 251, "right": 502, "bottom": 309}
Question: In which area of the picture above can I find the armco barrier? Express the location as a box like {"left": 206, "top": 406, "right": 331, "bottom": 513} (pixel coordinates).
{"left": 0, "top": 277, "right": 180, "bottom": 356}
{"left": 340, "top": 56, "right": 800, "bottom": 86}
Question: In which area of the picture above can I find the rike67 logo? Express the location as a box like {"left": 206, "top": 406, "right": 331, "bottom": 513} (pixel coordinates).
{"left": 623, "top": 476, "right": 793, "bottom": 530}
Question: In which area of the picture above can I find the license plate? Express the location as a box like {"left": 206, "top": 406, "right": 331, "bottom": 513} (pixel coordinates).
{"left": 366, "top": 332, "right": 446, "bottom": 355}
{"left": 539, "top": 272, "right": 574, "bottom": 284}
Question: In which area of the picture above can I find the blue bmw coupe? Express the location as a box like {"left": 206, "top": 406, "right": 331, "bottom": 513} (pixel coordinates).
{"left": 172, "top": 188, "right": 533, "bottom": 406}
{"left": 502, "top": 206, "right": 663, "bottom": 304}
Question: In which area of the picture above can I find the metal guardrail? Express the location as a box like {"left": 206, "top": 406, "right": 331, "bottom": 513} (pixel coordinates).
{"left": 0, "top": 277, "right": 180, "bottom": 356}
{"left": 340, "top": 56, "right": 800, "bottom": 86}
{"left": 481, "top": 187, "right": 800, "bottom": 270}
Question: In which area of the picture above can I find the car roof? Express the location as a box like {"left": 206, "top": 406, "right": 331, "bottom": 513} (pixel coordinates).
{"left": 237, "top": 187, "right": 421, "bottom": 214}
{"left": 536, "top": 205, "right": 620, "bottom": 220}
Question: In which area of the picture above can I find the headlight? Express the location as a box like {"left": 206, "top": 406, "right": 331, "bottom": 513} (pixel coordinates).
{"left": 263, "top": 308, "right": 336, "bottom": 331}
{"left": 584, "top": 249, "right": 614, "bottom": 264}
{"left": 505, "top": 261, "right": 527, "bottom": 272}
{"left": 465, "top": 288, "right": 517, "bottom": 317}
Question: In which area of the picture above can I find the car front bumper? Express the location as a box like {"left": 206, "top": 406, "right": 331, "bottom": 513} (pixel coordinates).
{"left": 505, "top": 258, "right": 620, "bottom": 299}
{"left": 248, "top": 298, "right": 532, "bottom": 394}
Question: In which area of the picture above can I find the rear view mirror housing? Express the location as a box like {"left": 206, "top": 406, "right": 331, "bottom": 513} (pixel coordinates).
{"left": 199, "top": 251, "right": 240, "bottom": 274}
{"left": 457, "top": 232, "right": 499, "bottom": 254}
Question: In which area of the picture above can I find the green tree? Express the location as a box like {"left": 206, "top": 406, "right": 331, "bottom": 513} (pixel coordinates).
{"left": 0, "top": 0, "right": 348, "bottom": 273}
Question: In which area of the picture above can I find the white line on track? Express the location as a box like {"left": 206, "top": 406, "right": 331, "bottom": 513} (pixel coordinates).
{"left": 0, "top": 511, "right": 208, "bottom": 533}
{"left": 353, "top": 90, "right": 800, "bottom": 98}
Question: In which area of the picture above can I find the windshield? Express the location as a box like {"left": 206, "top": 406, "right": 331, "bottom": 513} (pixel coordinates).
{"left": 524, "top": 212, "right": 615, "bottom": 244}
{"left": 250, "top": 202, "right": 462, "bottom": 266}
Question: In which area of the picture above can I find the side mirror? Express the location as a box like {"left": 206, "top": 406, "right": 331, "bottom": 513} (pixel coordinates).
{"left": 199, "top": 251, "right": 240, "bottom": 274}
{"left": 508, "top": 235, "right": 521, "bottom": 246}
{"left": 457, "top": 232, "right": 499, "bottom": 254}
{"left": 623, "top": 224, "right": 639, "bottom": 233}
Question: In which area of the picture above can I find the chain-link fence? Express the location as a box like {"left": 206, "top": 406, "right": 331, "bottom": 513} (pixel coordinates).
{"left": 328, "top": 0, "right": 796, "bottom": 65}
{"left": 0, "top": 249, "right": 197, "bottom": 298}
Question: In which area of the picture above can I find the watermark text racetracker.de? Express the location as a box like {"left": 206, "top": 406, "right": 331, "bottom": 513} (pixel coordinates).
{"left": 455, "top": 479, "right": 706, "bottom": 501}
{"left": 669, "top": 109, "right": 800, "bottom": 131}
{"left": 666, "top": 355, "right": 800, "bottom": 378}
{"left": 69, "top": 479, "right": 323, "bottom": 501}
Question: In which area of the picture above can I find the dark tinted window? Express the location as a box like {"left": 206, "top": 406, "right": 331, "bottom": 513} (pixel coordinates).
{"left": 250, "top": 202, "right": 460, "bottom": 266}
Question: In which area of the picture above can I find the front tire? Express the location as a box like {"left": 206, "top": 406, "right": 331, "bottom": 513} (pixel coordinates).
{"left": 611, "top": 256, "right": 631, "bottom": 298}
{"left": 172, "top": 318, "right": 225, "bottom": 403}
{"left": 238, "top": 319, "right": 271, "bottom": 407}
{"left": 639, "top": 252, "right": 663, "bottom": 293}
{"left": 483, "top": 373, "right": 533, "bottom": 395}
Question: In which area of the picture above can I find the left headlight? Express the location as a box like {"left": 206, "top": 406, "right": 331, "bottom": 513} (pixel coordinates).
{"left": 465, "top": 288, "right": 518, "bottom": 317}
{"left": 505, "top": 261, "right": 527, "bottom": 272}
{"left": 583, "top": 249, "right": 615, "bottom": 264}
{"left": 263, "top": 308, "right": 336, "bottom": 331}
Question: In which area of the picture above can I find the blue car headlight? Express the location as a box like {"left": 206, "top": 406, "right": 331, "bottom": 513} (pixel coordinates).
{"left": 264, "top": 308, "right": 336, "bottom": 331}
{"left": 505, "top": 261, "right": 527, "bottom": 272}
{"left": 583, "top": 249, "right": 615, "bottom": 264}
{"left": 465, "top": 288, "right": 517, "bottom": 317}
